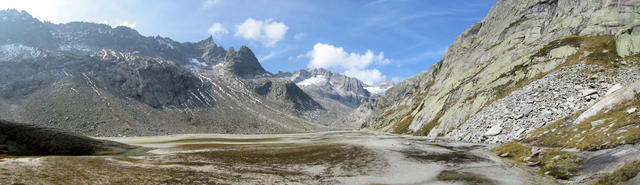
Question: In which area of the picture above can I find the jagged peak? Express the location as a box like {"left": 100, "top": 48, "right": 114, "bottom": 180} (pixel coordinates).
{"left": 238, "top": 45, "right": 251, "bottom": 52}
{"left": 0, "top": 9, "right": 38, "bottom": 24}
{"left": 0, "top": 9, "right": 33, "bottom": 19}
{"left": 196, "top": 36, "right": 216, "bottom": 47}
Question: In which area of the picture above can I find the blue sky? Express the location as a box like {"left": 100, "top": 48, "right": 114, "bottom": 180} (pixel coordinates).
{"left": 1, "top": 0, "right": 497, "bottom": 84}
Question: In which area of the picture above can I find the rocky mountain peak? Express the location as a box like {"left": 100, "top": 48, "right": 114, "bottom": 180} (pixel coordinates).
{"left": 221, "top": 45, "right": 270, "bottom": 78}
{"left": 0, "top": 9, "right": 35, "bottom": 22}
{"left": 280, "top": 68, "right": 371, "bottom": 109}
{"left": 197, "top": 36, "right": 226, "bottom": 65}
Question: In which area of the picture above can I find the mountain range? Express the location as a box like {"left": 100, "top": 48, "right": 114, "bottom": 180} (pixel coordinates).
{"left": 0, "top": 9, "right": 376, "bottom": 136}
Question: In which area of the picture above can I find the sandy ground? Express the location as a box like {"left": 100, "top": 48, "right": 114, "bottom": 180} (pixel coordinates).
{"left": 0, "top": 131, "right": 559, "bottom": 185}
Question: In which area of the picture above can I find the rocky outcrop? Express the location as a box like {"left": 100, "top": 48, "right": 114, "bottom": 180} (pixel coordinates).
{"left": 251, "top": 78, "right": 323, "bottom": 112}
{"left": 616, "top": 25, "right": 640, "bottom": 57}
{"left": 0, "top": 119, "right": 133, "bottom": 155}
{"left": 574, "top": 80, "right": 640, "bottom": 124}
{"left": 221, "top": 46, "right": 270, "bottom": 79}
{"left": 343, "top": 0, "right": 640, "bottom": 140}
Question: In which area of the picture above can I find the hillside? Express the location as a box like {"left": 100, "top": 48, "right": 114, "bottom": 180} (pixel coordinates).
{"left": 339, "top": 0, "right": 640, "bottom": 182}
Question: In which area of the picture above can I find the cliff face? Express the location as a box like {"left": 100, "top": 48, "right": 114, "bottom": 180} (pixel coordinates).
{"left": 346, "top": 0, "right": 640, "bottom": 142}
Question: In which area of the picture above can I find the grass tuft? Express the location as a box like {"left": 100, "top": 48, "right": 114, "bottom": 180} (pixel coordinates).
{"left": 596, "top": 160, "right": 640, "bottom": 185}
{"left": 493, "top": 142, "right": 579, "bottom": 179}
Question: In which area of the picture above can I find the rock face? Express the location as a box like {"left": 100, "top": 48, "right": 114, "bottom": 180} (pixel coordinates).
{"left": 221, "top": 46, "right": 270, "bottom": 79}
{"left": 0, "top": 119, "right": 133, "bottom": 155}
{"left": 341, "top": 0, "right": 640, "bottom": 142}
{"left": 0, "top": 9, "right": 328, "bottom": 136}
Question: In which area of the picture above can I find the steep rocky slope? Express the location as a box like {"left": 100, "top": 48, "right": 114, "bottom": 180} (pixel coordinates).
{"left": 277, "top": 68, "right": 371, "bottom": 126}
{"left": 0, "top": 10, "right": 328, "bottom": 136}
{"left": 345, "top": 0, "right": 640, "bottom": 139}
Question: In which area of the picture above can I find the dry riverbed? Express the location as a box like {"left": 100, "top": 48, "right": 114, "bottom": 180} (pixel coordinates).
{"left": 0, "top": 131, "right": 558, "bottom": 184}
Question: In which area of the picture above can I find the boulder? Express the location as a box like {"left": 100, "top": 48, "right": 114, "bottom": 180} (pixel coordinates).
{"left": 581, "top": 89, "right": 598, "bottom": 97}
{"left": 606, "top": 84, "right": 623, "bottom": 96}
{"left": 616, "top": 25, "right": 640, "bottom": 57}
{"left": 484, "top": 124, "right": 502, "bottom": 136}
{"left": 575, "top": 81, "right": 640, "bottom": 124}
{"left": 550, "top": 46, "right": 578, "bottom": 59}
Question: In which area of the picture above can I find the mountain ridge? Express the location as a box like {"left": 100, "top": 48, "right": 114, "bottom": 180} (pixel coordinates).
{"left": 0, "top": 9, "right": 335, "bottom": 136}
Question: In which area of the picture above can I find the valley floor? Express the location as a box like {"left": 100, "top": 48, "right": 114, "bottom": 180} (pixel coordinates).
{"left": 0, "top": 131, "right": 558, "bottom": 185}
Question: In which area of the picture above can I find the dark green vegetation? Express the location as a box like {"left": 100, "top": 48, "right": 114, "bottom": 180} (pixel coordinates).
{"left": 596, "top": 160, "right": 640, "bottom": 185}
{"left": 133, "top": 137, "right": 282, "bottom": 145}
{"left": 399, "top": 149, "right": 488, "bottom": 163}
{"left": 1, "top": 143, "right": 384, "bottom": 184}
{"left": 0, "top": 119, "right": 133, "bottom": 156}
{"left": 437, "top": 170, "right": 496, "bottom": 185}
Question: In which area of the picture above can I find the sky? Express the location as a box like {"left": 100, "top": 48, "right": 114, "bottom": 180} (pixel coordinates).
{"left": 0, "top": 0, "right": 497, "bottom": 84}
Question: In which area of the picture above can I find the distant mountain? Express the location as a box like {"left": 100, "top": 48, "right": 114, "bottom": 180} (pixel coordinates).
{"left": 365, "top": 80, "right": 394, "bottom": 95}
{"left": 0, "top": 9, "right": 329, "bottom": 136}
{"left": 276, "top": 68, "right": 371, "bottom": 126}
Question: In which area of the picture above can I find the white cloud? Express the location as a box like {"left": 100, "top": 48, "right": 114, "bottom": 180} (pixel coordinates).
{"left": 258, "top": 51, "right": 277, "bottom": 62}
{"left": 202, "top": 0, "right": 220, "bottom": 8}
{"left": 207, "top": 23, "right": 228, "bottom": 38}
{"left": 345, "top": 68, "right": 386, "bottom": 85}
{"left": 235, "top": 18, "right": 288, "bottom": 47}
{"left": 306, "top": 43, "right": 390, "bottom": 69}
{"left": 304, "top": 43, "right": 391, "bottom": 84}
{"left": 117, "top": 21, "right": 136, "bottom": 28}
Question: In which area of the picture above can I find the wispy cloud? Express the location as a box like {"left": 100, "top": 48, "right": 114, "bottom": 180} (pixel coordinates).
{"left": 117, "top": 21, "right": 136, "bottom": 28}
{"left": 207, "top": 23, "right": 228, "bottom": 38}
{"left": 395, "top": 47, "right": 448, "bottom": 66}
{"left": 202, "top": 0, "right": 220, "bottom": 9}
{"left": 294, "top": 32, "right": 306, "bottom": 40}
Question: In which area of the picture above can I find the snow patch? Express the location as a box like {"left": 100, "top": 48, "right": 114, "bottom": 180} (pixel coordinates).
{"left": 365, "top": 86, "right": 389, "bottom": 95}
{"left": 188, "top": 58, "right": 207, "bottom": 67}
{"left": 297, "top": 76, "right": 327, "bottom": 86}
{"left": 254, "top": 73, "right": 272, "bottom": 78}
{"left": 0, "top": 44, "right": 43, "bottom": 61}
